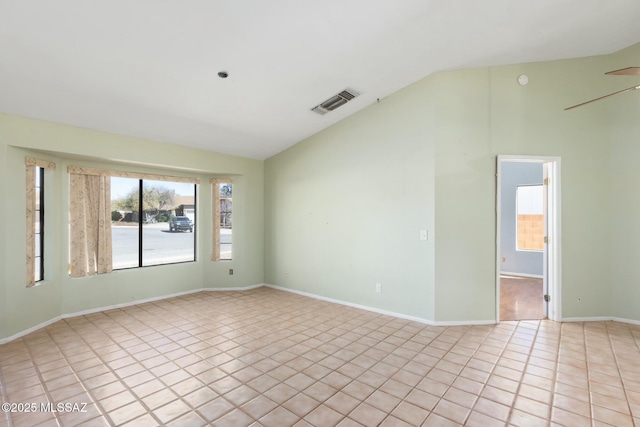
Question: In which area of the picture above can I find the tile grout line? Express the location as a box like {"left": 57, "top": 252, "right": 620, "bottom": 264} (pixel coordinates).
{"left": 21, "top": 335, "right": 69, "bottom": 427}
{"left": 217, "top": 305, "right": 457, "bottom": 425}
{"left": 48, "top": 322, "right": 116, "bottom": 427}
{"left": 3, "top": 288, "right": 640, "bottom": 426}
{"left": 463, "top": 321, "right": 538, "bottom": 425}
{"left": 0, "top": 355, "right": 11, "bottom": 427}
{"left": 55, "top": 317, "right": 139, "bottom": 427}
{"left": 545, "top": 320, "right": 562, "bottom": 425}
{"left": 215, "top": 298, "right": 464, "bottom": 421}
{"left": 581, "top": 322, "right": 596, "bottom": 427}
{"left": 439, "top": 321, "right": 517, "bottom": 425}
{"left": 130, "top": 308, "right": 242, "bottom": 426}
{"left": 427, "top": 324, "right": 499, "bottom": 425}
{"left": 510, "top": 320, "right": 546, "bottom": 425}
{"left": 66, "top": 311, "right": 189, "bottom": 426}
{"left": 369, "top": 324, "right": 464, "bottom": 426}
{"left": 365, "top": 322, "right": 453, "bottom": 425}
{"left": 548, "top": 324, "right": 564, "bottom": 423}
{"left": 254, "top": 310, "right": 442, "bottom": 424}
{"left": 154, "top": 291, "right": 356, "bottom": 423}
{"left": 629, "top": 322, "right": 640, "bottom": 427}
{"left": 605, "top": 322, "right": 637, "bottom": 427}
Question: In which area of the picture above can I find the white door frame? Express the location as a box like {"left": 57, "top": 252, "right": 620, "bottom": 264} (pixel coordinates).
{"left": 496, "top": 155, "right": 562, "bottom": 322}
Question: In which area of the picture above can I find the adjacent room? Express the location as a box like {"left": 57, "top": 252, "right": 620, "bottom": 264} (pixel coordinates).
{"left": 2, "top": 1, "right": 640, "bottom": 426}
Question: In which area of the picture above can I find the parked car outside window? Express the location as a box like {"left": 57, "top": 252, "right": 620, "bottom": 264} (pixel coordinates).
{"left": 169, "top": 216, "right": 193, "bottom": 232}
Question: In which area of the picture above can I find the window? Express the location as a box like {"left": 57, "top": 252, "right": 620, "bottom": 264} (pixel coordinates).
{"left": 26, "top": 157, "right": 55, "bottom": 287}
{"left": 516, "top": 185, "right": 544, "bottom": 251}
{"left": 110, "top": 177, "right": 139, "bottom": 269}
{"left": 211, "top": 179, "right": 232, "bottom": 261}
{"left": 111, "top": 177, "right": 197, "bottom": 269}
{"left": 68, "top": 165, "right": 200, "bottom": 276}
{"left": 34, "top": 166, "right": 44, "bottom": 282}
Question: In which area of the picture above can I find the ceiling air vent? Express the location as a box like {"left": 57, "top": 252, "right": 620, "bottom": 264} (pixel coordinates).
{"left": 311, "top": 88, "right": 360, "bottom": 115}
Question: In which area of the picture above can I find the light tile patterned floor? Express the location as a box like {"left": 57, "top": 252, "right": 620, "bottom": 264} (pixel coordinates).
{"left": 1, "top": 287, "right": 640, "bottom": 426}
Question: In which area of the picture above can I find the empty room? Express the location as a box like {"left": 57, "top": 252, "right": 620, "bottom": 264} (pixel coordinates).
{"left": 2, "top": 1, "right": 640, "bottom": 426}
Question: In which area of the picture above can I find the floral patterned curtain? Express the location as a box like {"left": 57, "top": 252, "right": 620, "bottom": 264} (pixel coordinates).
{"left": 67, "top": 166, "right": 200, "bottom": 184}
{"left": 69, "top": 173, "right": 113, "bottom": 277}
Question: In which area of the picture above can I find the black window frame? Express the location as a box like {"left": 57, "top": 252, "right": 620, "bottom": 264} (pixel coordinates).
{"left": 112, "top": 178, "right": 197, "bottom": 270}
{"left": 35, "top": 166, "right": 45, "bottom": 282}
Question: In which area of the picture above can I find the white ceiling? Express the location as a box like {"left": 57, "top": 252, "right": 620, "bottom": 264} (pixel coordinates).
{"left": 2, "top": 1, "right": 640, "bottom": 160}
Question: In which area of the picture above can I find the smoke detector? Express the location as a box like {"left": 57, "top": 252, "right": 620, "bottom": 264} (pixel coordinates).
{"left": 311, "top": 88, "right": 360, "bottom": 115}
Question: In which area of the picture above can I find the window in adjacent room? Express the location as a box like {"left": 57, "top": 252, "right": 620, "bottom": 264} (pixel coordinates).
{"left": 211, "top": 179, "right": 232, "bottom": 261}
{"left": 111, "top": 177, "right": 197, "bottom": 269}
{"left": 516, "top": 184, "right": 544, "bottom": 251}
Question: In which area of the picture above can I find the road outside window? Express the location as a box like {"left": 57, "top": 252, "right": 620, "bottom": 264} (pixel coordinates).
{"left": 111, "top": 177, "right": 196, "bottom": 269}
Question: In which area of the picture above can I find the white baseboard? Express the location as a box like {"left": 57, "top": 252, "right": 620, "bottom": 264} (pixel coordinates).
{"left": 561, "top": 316, "right": 612, "bottom": 323}
{"left": 264, "top": 284, "right": 497, "bottom": 327}
{"left": 264, "top": 284, "right": 437, "bottom": 326}
{"left": 0, "top": 284, "right": 267, "bottom": 345}
{"left": 611, "top": 317, "right": 640, "bottom": 326}
{"left": 562, "top": 316, "right": 640, "bottom": 326}
{"left": 5, "top": 284, "right": 640, "bottom": 344}
{"left": 61, "top": 288, "right": 204, "bottom": 319}
{"left": 0, "top": 316, "right": 64, "bottom": 346}
{"left": 433, "top": 319, "right": 498, "bottom": 326}
{"left": 202, "top": 284, "right": 265, "bottom": 292}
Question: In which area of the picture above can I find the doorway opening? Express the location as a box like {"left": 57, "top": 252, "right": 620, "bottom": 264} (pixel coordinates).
{"left": 496, "top": 156, "right": 561, "bottom": 322}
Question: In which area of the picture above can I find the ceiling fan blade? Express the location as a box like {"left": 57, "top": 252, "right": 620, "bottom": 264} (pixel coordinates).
{"left": 605, "top": 67, "right": 640, "bottom": 76}
{"left": 564, "top": 85, "right": 640, "bottom": 110}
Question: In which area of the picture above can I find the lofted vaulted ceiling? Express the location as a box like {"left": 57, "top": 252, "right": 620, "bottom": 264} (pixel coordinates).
{"left": 2, "top": 1, "right": 640, "bottom": 159}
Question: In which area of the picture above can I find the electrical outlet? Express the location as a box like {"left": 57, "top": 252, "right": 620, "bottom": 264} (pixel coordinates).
{"left": 229, "top": 269, "right": 234, "bottom": 275}
{"left": 376, "top": 283, "right": 382, "bottom": 293}
{"left": 420, "top": 230, "right": 428, "bottom": 241}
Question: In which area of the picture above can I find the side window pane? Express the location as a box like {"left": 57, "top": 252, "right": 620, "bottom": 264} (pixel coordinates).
{"left": 220, "top": 183, "right": 232, "bottom": 260}
{"left": 516, "top": 185, "right": 544, "bottom": 251}
{"left": 111, "top": 177, "right": 140, "bottom": 269}
{"left": 143, "top": 180, "right": 195, "bottom": 266}
{"left": 34, "top": 166, "right": 44, "bottom": 282}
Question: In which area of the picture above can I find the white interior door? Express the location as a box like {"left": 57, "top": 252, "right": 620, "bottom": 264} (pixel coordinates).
{"left": 543, "top": 160, "right": 560, "bottom": 321}
{"left": 542, "top": 163, "right": 550, "bottom": 318}
{"left": 496, "top": 155, "right": 561, "bottom": 323}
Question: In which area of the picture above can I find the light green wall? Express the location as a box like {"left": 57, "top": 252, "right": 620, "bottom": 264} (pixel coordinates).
{"left": 610, "top": 43, "right": 640, "bottom": 320}
{"left": 0, "top": 143, "right": 7, "bottom": 339}
{"left": 433, "top": 56, "right": 613, "bottom": 321}
{"left": 4, "top": 44, "right": 640, "bottom": 340}
{"left": 265, "top": 77, "right": 437, "bottom": 321}
{"left": 432, "top": 68, "right": 495, "bottom": 321}
{"left": 265, "top": 45, "right": 637, "bottom": 323}
{"left": 0, "top": 114, "right": 264, "bottom": 340}
{"left": 489, "top": 57, "right": 614, "bottom": 320}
